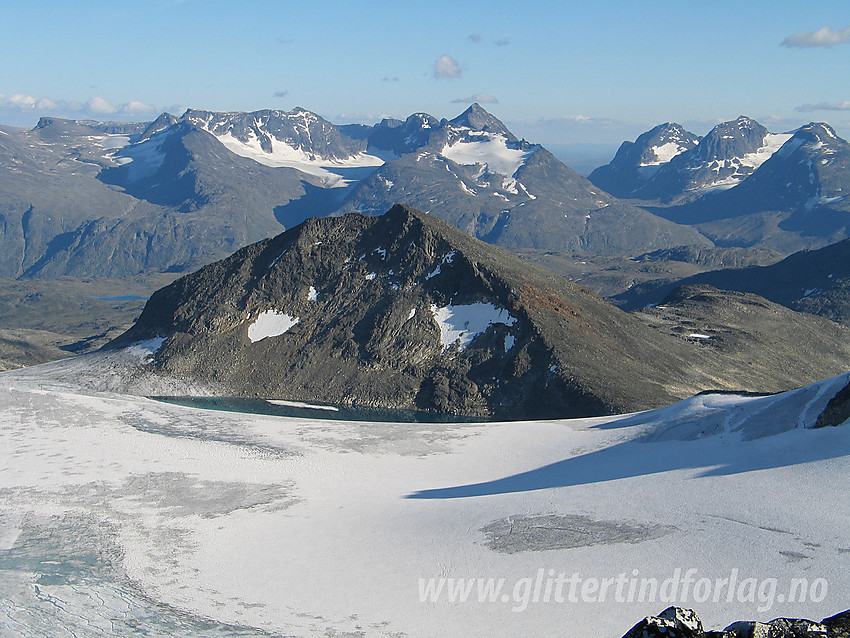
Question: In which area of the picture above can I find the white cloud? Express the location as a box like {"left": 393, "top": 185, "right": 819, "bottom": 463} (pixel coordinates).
{"left": 86, "top": 96, "right": 117, "bottom": 114}
{"left": 0, "top": 93, "right": 166, "bottom": 127}
{"left": 451, "top": 94, "right": 498, "bottom": 104}
{"left": 781, "top": 26, "right": 850, "bottom": 48}
{"left": 796, "top": 101, "right": 850, "bottom": 112}
{"left": 433, "top": 55, "right": 461, "bottom": 79}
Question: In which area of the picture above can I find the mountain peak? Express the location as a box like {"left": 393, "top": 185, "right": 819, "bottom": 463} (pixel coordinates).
{"left": 449, "top": 104, "right": 516, "bottom": 141}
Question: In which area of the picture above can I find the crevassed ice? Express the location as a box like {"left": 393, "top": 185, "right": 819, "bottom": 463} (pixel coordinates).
{"left": 430, "top": 302, "right": 517, "bottom": 351}
{"left": 248, "top": 310, "right": 299, "bottom": 343}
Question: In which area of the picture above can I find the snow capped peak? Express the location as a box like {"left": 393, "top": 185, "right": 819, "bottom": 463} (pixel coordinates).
{"left": 634, "top": 123, "right": 699, "bottom": 168}
{"left": 175, "top": 108, "right": 389, "bottom": 187}
{"left": 449, "top": 104, "right": 516, "bottom": 141}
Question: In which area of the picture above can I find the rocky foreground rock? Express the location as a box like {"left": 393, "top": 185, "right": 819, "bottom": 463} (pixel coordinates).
{"left": 621, "top": 607, "right": 850, "bottom": 638}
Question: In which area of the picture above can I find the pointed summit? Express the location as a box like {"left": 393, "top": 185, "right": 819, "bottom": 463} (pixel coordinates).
{"left": 449, "top": 103, "right": 516, "bottom": 141}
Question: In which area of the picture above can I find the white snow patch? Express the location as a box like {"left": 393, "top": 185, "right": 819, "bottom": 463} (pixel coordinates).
{"left": 365, "top": 272, "right": 377, "bottom": 281}
{"left": 248, "top": 310, "right": 299, "bottom": 342}
{"left": 126, "top": 337, "right": 166, "bottom": 360}
{"left": 120, "top": 135, "right": 168, "bottom": 182}
{"left": 307, "top": 286, "right": 318, "bottom": 302}
{"left": 266, "top": 399, "right": 339, "bottom": 412}
{"left": 425, "top": 251, "right": 456, "bottom": 280}
{"left": 211, "top": 130, "right": 390, "bottom": 188}
{"left": 640, "top": 141, "right": 689, "bottom": 166}
{"left": 806, "top": 195, "right": 845, "bottom": 211}
{"left": 374, "top": 248, "right": 387, "bottom": 260}
{"left": 688, "top": 333, "right": 712, "bottom": 340}
{"left": 504, "top": 334, "right": 515, "bottom": 352}
{"left": 268, "top": 250, "right": 287, "bottom": 270}
{"left": 1, "top": 365, "right": 850, "bottom": 637}
{"left": 430, "top": 302, "right": 517, "bottom": 351}
{"left": 459, "top": 181, "right": 477, "bottom": 196}
{"left": 441, "top": 135, "right": 535, "bottom": 177}
{"left": 407, "top": 308, "right": 417, "bottom": 320}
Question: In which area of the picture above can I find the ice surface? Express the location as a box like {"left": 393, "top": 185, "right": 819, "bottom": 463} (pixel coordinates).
{"left": 430, "top": 302, "right": 517, "bottom": 350}
{"left": 247, "top": 310, "right": 299, "bottom": 342}
{"left": 1, "top": 362, "right": 849, "bottom": 637}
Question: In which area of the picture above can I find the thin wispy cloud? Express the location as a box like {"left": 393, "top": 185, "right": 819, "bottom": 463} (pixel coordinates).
{"left": 433, "top": 55, "right": 461, "bottom": 79}
{"left": 468, "top": 34, "right": 482, "bottom": 43}
{"left": 494, "top": 38, "right": 510, "bottom": 47}
{"left": 381, "top": 76, "right": 399, "bottom": 82}
{"left": 781, "top": 26, "right": 850, "bottom": 48}
{"left": 451, "top": 94, "right": 498, "bottom": 104}
{"left": 276, "top": 37, "right": 294, "bottom": 45}
{"left": 273, "top": 90, "right": 289, "bottom": 98}
{"left": 796, "top": 101, "right": 850, "bottom": 112}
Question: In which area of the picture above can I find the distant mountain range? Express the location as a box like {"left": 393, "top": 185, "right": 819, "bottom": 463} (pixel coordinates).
{"left": 0, "top": 104, "right": 705, "bottom": 279}
{"left": 590, "top": 116, "right": 790, "bottom": 202}
{"left": 590, "top": 116, "right": 850, "bottom": 253}
{"left": 2, "top": 104, "right": 849, "bottom": 281}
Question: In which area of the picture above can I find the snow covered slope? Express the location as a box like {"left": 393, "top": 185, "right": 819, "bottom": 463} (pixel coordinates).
{"left": 2, "top": 361, "right": 848, "bottom": 637}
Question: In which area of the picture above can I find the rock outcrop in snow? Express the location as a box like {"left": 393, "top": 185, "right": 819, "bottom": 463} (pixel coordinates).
{"left": 620, "top": 607, "right": 849, "bottom": 638}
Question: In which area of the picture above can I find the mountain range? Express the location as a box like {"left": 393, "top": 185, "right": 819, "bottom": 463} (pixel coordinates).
{"left": 590, "top": 117, "right": 850, "bottom": 253}
{"left": 0, "top": 104, "right": 708, "bottom": 280}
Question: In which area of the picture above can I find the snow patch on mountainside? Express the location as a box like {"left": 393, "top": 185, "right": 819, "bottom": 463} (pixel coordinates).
{"left": 641, "top": 141, "right": 689, "bottom": 166}
{"left": 213, "top": 131, "right": 389, "bottom": 187}
{"left": 441, "top": 135, "right": 535, "bottom": 177}
{"left": 119, "top": 134, "right": 168, "bottom": 181}
{"left": 699, "top": 133, "right": 794, "bottom": 191}
{"left": 248, "top": 310, "right": 299, "bottom": 342}
{"left": 430, "top": 302, "right": 517, "bottom": 351}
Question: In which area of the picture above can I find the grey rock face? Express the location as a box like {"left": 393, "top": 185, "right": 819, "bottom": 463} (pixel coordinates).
{"left": 0, "top": 103, "right": 708, "bottom": 280}
{"left": 634, "top": 117, "right": 778, "bottom": 202}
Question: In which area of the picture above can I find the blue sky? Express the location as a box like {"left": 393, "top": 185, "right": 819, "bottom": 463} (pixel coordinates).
{"left": 2, "top": 0, "right": 850, "bottom": 149}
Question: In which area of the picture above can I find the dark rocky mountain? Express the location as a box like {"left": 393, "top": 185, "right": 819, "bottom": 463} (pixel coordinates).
{"left": 619, "top": 607, "right": 849, "bottom": 638}
{"left": 588, "top": 122, "right": 699, "bottom": 197}
{"left": 615, "top": 237, "right": 850, "bottom": 325}
{"left": 114, "top": 205, "right": 850, "bottom": 419}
